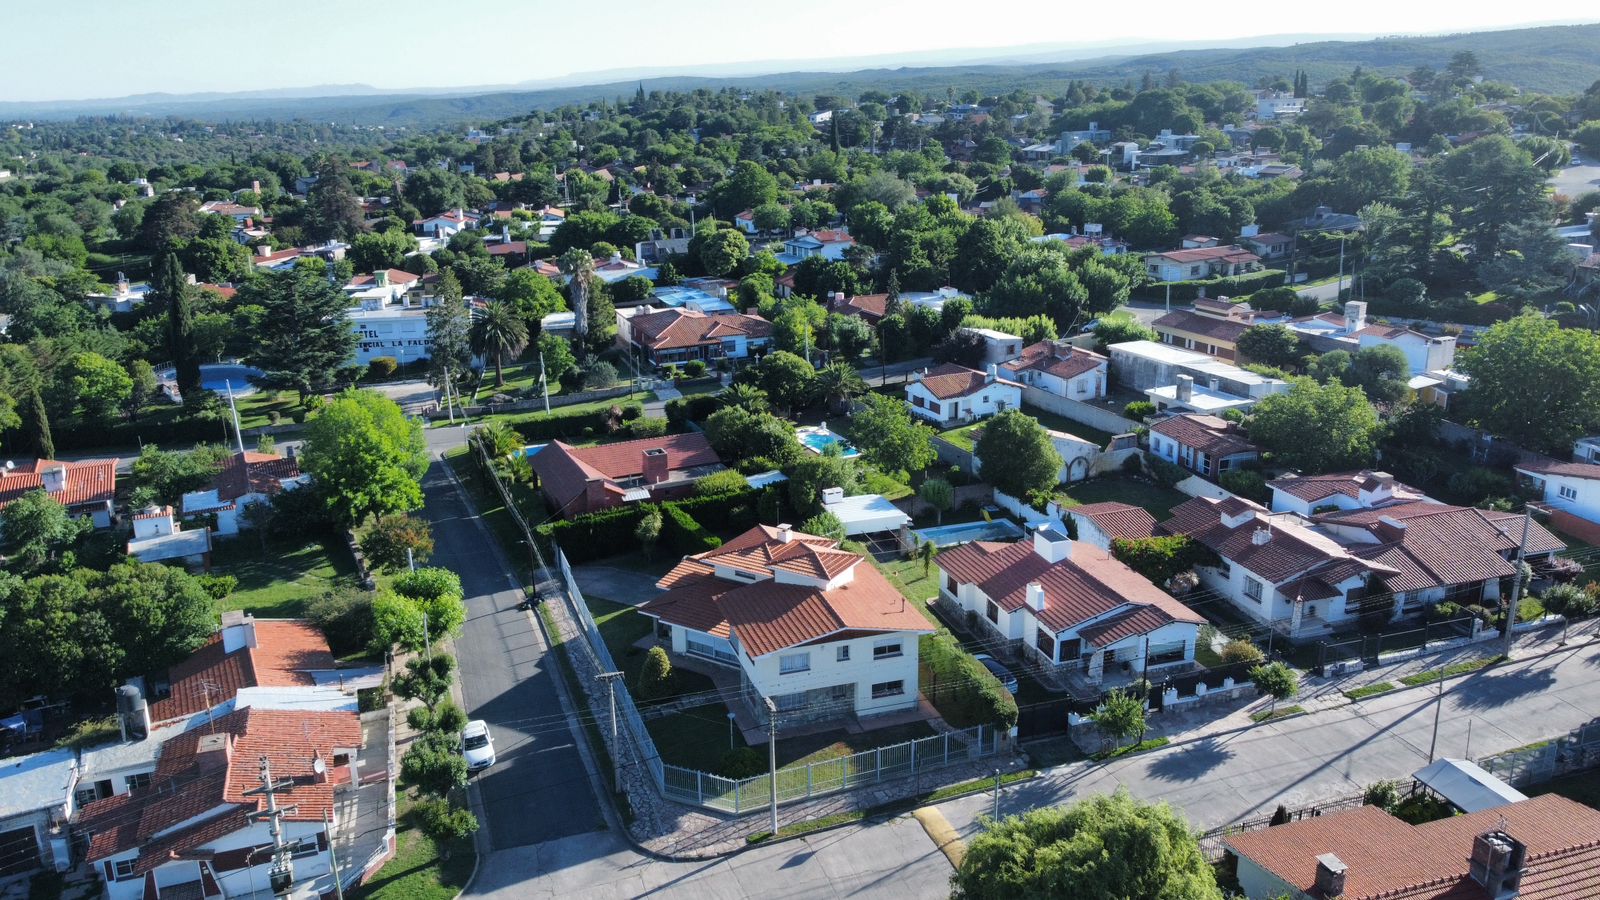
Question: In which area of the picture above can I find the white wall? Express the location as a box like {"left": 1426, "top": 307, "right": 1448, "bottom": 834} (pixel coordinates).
{"left": 1525, "top": 472, "right": 1600, "bottom": 524}
{"left": 744, "top": 630, "right": 923, "bottom": 719}
{"left": 906, "top": 382, "right": 1021, "bottom": 426}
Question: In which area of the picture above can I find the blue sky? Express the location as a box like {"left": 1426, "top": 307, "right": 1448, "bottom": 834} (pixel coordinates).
{"left": 1, "top": 2, "right": 1578, "bottom": 101}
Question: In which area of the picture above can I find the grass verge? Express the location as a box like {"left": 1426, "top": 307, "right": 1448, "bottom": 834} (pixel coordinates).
{"left": 1398, "top": 656, "right": 1502, "bottom": 687}
{"left": 353, "top": 789, "right": 474, "bottom": 900}
{"left": 1250, "top": 705, "right": 1306, "bottom": 723}
{"left": 1344, "top": 682, "right": 1396, "bottom": 701}
{"left": 1092, "top": 737, "right": 1170, "bottom": 761}
{"left": 745, "top": 770, "right": 1039, "bottom": 844}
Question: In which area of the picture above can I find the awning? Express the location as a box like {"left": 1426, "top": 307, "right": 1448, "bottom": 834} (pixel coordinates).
{"left": 822, "top": 493, "right": 911, "bottom": 536}
{"left": 1411, "top": 758, "right": 1527, "bottom": 813}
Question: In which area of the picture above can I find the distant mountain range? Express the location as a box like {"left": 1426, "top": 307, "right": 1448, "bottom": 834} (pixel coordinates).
{"left": 3, "top": 22, "right": 1597, "bottom": 128}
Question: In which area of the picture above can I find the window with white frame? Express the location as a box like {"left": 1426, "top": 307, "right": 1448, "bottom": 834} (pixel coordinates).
{"left": 113, "top": 859, "right": 136, "bottom": 880}
{"left": 1559, "top": 485, "right": 1578, "bottom": 501}
{"left": 124, "top": 772, "right": 151, "bottom": 791}
{"left": 873, "top": 640, "right": 903, "bottom": 660}
{"left": 1243, "top": 577, "right": 1264, "bottom": 603}
{"left": 778, "top": 652, "right": 810, "bottom": 674}
{"left": 836, "top": 645, "right": 850, "bottom": 662}
{"left": 870, "top": 680, "right": 905, "bottom": 699}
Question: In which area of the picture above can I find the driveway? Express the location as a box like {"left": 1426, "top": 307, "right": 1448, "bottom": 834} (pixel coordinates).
{"left": 570, "top": 565, "right": 664, "bottom": 606}
{"left": 423, "top": 458, "right": 601, "bottom": 849}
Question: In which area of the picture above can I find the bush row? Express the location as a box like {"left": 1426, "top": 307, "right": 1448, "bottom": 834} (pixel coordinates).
{"left": 664, "top": 394, "right": 721, "bottom": 429}
{"left": 662, "top": 504, "right": 722, "bottom": 555}
{"left": 54, "top": 409, "right": 248, "bottom": 452}
{"left": 507, "top": 402, "right": 645, "bottom": 442}
{"left": 918, "top": 632, "right": 1018, "bottom": 729}
{"left": 1136, "top": 269, "right": 1287, "bottom": 303}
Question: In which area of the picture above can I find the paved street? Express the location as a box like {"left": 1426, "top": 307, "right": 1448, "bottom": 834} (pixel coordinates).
{"left": 1551, "top": 154, "right": 1600, "bottom": 200}
{"left": 422, "top": 458, "right": 600, "bottom": 849}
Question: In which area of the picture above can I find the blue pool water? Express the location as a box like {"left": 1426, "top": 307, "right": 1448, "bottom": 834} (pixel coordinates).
{"left": 913, "top": 519, "right": 1026, "bottom": 548}
{"left": 796, "top": 427, "right": 860, "bottom": 458}
{"left": 520, "top": 444, "right": 546, "bottom": 458}
{"left": 158, "top": 363, "right": 265, "bottom": 396}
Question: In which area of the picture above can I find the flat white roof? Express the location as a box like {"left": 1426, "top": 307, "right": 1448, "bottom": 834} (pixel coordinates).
{"left": 129, "top": 529, "right": 211, "bottom": 562}
{"left": 745, "top": 470, "right": 789, "bottom": 489}
{"left": 0, "top": 747, "right": 77, "bottom": 819}
{"left": 1108, "top": 339, "right": 1211, "bottom": 366}
{"left": 1147, "top": 384, "right": 1256, "bottom": 412}
{"left": 823, "top": 493, "right": 911, "bottom": 535}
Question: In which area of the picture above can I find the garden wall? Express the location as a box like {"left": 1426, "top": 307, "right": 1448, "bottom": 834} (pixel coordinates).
{"left": 1019, "top": 385, "right": 1140, "bottom": 440}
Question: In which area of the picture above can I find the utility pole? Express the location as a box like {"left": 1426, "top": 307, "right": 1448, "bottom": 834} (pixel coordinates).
{"left": 1337, "top": 234, "right": 1346, "bottom": 299}
{"left": 422, "top": 611, "right": 430, "bottom": 660}
{"left": 1427, "top": 659, "right": 1445, "bottom": 763}
{"left": 442, "top": 368, "right": 455, "bottom": 424}
{"left": 224, "top": 380, "right": 246, "bottom": 456}
{"left": 539, "top": 351, "right": 551, "bottom": 414}
{"left": 407, "top": 547, "right": 416, "bottom": 573}
{"left": 992, "top": 768, "right": 1001, "bottom": 820}
{"left": 1164, "top": 281, "right": 1171, "bottom": 314}
{"left": 324, "top": 808, "right": 346, "bottom": 900}
{"left": 596, "top": 671, "right": 624, "bottom": 792}
{"left": 1500, "top": 511, "right": 1533, "bottom": 659}
{"left": 765, "top": 697, "right": 779, "bottom": 837}
{"left": 244, "top": 756, "right": 299, "bottom": 898}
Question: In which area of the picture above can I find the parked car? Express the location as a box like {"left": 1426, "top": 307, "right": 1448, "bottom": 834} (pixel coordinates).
{"left": 972, "top": 654, "right": 1018, "bottom": 694}
{"left": 461, "top": 719, "right": 496, "bottom": 772}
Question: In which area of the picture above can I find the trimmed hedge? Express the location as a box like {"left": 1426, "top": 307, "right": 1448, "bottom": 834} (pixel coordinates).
{"left": 664, "top": 394, "right": 721, "bottom": 428}
{"left": 54, "top": 409, "right": 236, "bottom": 452}
{"left": 918, "top": 632, "right": 1018, "bottom": 729}
{"left": 673, "top": 486, "right": 760, "bottom": 531}
{"left": 508, "top": 402, "right": 645, "bottom": 442}
{"left": 662, "top": 504, "right": 721, "bottom": 555}
{"left": 1138, "top": 269, "right": 1286, "bottom": 303}
{"left": 536, "top": 505, "right": 644, "bottom": 563}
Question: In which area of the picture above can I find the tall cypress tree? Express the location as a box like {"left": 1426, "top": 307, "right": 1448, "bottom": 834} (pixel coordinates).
{"left": 29, "top": 388, "right": 53, "bottom": 459}
{"left": 156, "top": 252, "right": 202, "bottom": 402}
{"left": 830, "top": 111, "right": 842, "bottom": 153}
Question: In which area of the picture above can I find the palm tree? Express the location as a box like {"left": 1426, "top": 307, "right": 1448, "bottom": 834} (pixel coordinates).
{"left": 814, "top": 362, "right": 866, "bottom": 414}
{"left": 559, "top": 249, "right": 595, "bottom": 357}
{"left": 719, "top": 382, "right": 770, "bottom": 414}
{"left": 471, "top": 301, "right": 529, "bottom": 388}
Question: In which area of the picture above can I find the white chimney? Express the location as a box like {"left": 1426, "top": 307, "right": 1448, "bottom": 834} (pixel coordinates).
{"left": 132, "top": 506, "right": 176, "bottom": 540}
{"left": 220, "top": 610, "right": 259, "bottom": 654}
{"left": 1344, "top": 300, "right": 1368, "bottom": 334}
{"left": 985, "top": 363, "right": 998, "bottom": 384}
{"left": 1175, "top": 374, "right": 1194, "bottom": 403}
{"left": 1358, "top": 472, "right": 1395, "bottom": 508}
{"left": 40, "top": 465, "right": 67, "bottom": 495}
{"left": 776, "top": 523, "right": 794, "bottom": 543}
{"left": 1026, "top": 582, "right": 1046, "bottom": 611}
{"left": 1314, "top": 854, "right": 1348, "bottom": 897}
{"left": 1251, "top": 527, "right": 1272, "bottom": 546}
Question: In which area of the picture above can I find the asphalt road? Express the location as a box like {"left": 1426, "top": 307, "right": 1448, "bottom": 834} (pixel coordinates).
{"left": 1551, "top": 155, "right": 1600, "bottom": 200}
{"left": 422, "top": 457, "right": 600, "bottom": 849}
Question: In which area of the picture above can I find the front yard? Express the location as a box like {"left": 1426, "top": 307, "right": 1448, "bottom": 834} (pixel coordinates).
{"left": 210, "top": 534, "right": 359, "bottom": 618}
{"left": 1055, "top": 476, "right": 1190, "bottom": 519}
{"left": 585, "top": 595, "right": 718, "bottom": 698}
{"left": 646, "top": 701, "right": 938, "bottom": 774}
{"left": 353, "top": 789, "right": 474, "bottom": 900}
{"left": 939, "top": 407, "right": 1120, "bottom": 454}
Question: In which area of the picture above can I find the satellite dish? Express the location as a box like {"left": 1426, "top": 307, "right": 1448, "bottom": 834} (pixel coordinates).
{"left": 312, "top": 757, "right": 327, "bottom": 776}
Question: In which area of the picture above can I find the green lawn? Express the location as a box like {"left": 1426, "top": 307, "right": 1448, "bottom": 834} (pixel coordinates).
{"left": 870, "top": 558, "right": 944, "bottom": 626}
{"left": 210, "top": 535, "right": 358, "bottom": 617}
{"left": 1250, "top": 705, "right": 1306, "bottom": 723}
{"left": 585, "top": 595, "right": 717, "bottom": 697}
{"left": 939, "top": 406, "right": 1121, "bottom": 454}
{"left": 647, "top": 703, "right": 937, "bottom": 773}
{"left": 1398, "top": 656, "right": 1500, "bottom": 687}
{"left": 1055, "top": 476, "right": 1190, "bottom": 519}
{"left": 1344, "top": 682, "right": 1396, "bottom": 701}
{"left": 353, "top": 789, "right": 475, "bottom": 900}
{"left": 461, "top": 390, "right": 655, "bottom": 429}
{"left": 234, "top": 391, "right": 306, "bottom": 430}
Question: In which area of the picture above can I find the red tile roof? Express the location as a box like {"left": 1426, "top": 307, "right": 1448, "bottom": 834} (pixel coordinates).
{"left": 1269, "top": 471, "right": 1425, "bottom": 504}
{"left": 348, "top": 268, "right": 419, "bottom": 287}
{"left": 641, "top": 525, "right": 933, "bottom": 656}
{"left": 1152, "top": 310, "right": 1251, "bottom": 344}
{"left": 831, "top": 293, "right": 889, "bottom": 321}
{"left": 628, "top": 308, "right": 772, "bottom": 351}
{"left": 1148, "top": 245, "right": 1260, "bottom": 265}
{"left": 1001, "top": 341, "right": 1107, "bottom": 383}
{"left": 211, "top": 451, "right": 302, "bottom": 504}
{"left": 529, "top": 433, "right": 722, "bottom": 515}
{"left": 913, "top": 362, "right": 1024, "bottom": 400}
{"left": 1226, "top": 794, "right": 1600, "bottom": 900}
{"left": 1067, "top": 502, "right": 1157, "bottom": 542}
{"left": 149, "top": 620, "right": 335, "bottom": 722}
{"left": 1161, "top": 496, "right": 1391, "bottom": 585}
{"left": 0, "top": 458, "right": 118, "bottom": 512}
{"left": 1515, "top": 458, "right": 1600, "bottom": 481}
{"left": 935, "top": 539, "right": 1203, "bottom": 639}
{"left": 1149, "top": 414, "right": 1259, "bottom": 458}
{"left": 1326, "top": 504, "right": 1564, "bottom": 592}
{"left": 81, "top": 707, "right": 360, "bottom": 870}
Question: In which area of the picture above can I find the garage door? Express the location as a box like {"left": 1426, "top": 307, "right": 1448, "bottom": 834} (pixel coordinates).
{"left": 0, "top": 826, "right": 41, "bottom": 877}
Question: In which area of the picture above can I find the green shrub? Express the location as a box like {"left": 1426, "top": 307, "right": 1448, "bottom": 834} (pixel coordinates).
{"left": 1145, "top": 455, "right": 1185, "bottom": 488}
{"left": 1220, "top": 639, "right": 1264, "bottom": 665}
{"left": 662, "top": 504, "right": 721, "bottom": 555}
{"left": 1123, "top": 401, "right": 1156, "bottom": 420}
{"left": 694, "top": 468, "right": 751, "bottom": 496}
{"left": 1219, "top": 469, "right": 1270, "bottom": 503}
{"left": 1111, "top": 535, "right": 1218, "bottom": 586}
{"left": 637, "top": 646, "right": 673, "bottom": 700}
{"left": 684, "top": 360, "right": 708, "bottom": 377}
{"left": 195, "top": 574, "right": 238, "bottom": 600}
{"left": 673, "top": 487, "right": 760, "bottom": 531}
{"left": 918, "top": 633, "right": 1018, "bottom": 729}
{"left": 537, "top": 505, "right": 647, "bottom": 563}
{"left": 1138, "top": 269, "right": 1286, "bottom": 302}
{"left": 719, "top": 747, "right": 765, "bottom": 778}
{"left": 623, "top": 416, "right": 669, "bottom": 439}
{"left": 507, "top": 402, "right": 643, "bottom": 442}
{"left": 307, "top": 587, "right": 378, "bottom": 657}
{"left": 366, "top": 356, "right": 399, "bottom": 380}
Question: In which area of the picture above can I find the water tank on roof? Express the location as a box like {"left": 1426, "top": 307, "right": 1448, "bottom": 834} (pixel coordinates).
{"left": 116, "top": 683, "right": 149, "bottom": 742}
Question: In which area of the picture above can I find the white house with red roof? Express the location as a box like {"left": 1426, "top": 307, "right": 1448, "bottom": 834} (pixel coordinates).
{"left": 904, "top": 363, "right": 1024, "bottom": 428}
{"left": 181, "top": 451, "right": 307, "bottom": 537}
{"left": 1515, "top": 454, "right": 1600, "bottom": 539}
{"left": 0, "top": 458, "right": 119, "bottom": 528}
{"left": 639, "top": 524, "right": 934, "bottom": 726}
{"left": 529, "top": 433, "right": 725, "bottom": 517}
{"left": 936, "top": 524, "right": 1206, "bottom": 683}
{"left": 415, "top": 208, "right": 480, "bottom": 237}
{"left": 1286, "top": 301, "right": 1457, "bottom": 376}
{"left": 1001, "top": 341, "right": 1108, "bottom": 401}
{"left": 732, "top": 209, "right": 759, "bottom": 234}
{"left": 1147, "top": 413, "right": 1260, "bottom": 479}
{"left": 77, "top": 705, "right": 362, "bottom": 900}
{"left": 622, "top": 307, "right": 772, "bottom": 367}
{"left": 778, "top": 229, "right": 855, "bottom": 265}
{"left": 1143, "top": 244, "right": 1262, "bottom": 282}
{"left": 1062, "top": 502, "right": 1158, "bottom": 552}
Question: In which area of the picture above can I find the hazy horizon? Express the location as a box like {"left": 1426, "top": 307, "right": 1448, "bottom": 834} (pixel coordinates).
{"left": 3, "top": 2, "right": 1592, "bottom": 104}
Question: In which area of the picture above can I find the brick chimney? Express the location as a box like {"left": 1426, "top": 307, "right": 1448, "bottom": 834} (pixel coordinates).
{"left": 584, "top": 478, "right": 611, "bottom": 511}
{"left": 195, "top": 732, "right": 232, "bottom": 774}
{"left": 641, "top": 447, "right": 669, "bottom": 484}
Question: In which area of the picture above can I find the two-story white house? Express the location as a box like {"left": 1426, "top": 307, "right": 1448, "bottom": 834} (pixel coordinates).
{"left": 639, "top": 525, "right": 934, "bottom": 727}
{"left": 777, "top": 229, "right": 855, "bottom": 265}
{"left": 935, "top": 524, "right": 1207, "bottom": 683}
{"left": 1001, "top": 341, "right": 1108, "bottom": 402}
{"left": 905, "top": 363, "right": 1023, "bottom": 428}
{"left": 1515, "top": 457, "right": 1600, "bottom": 537}
{"left": 181, "top": 451, "right": 307, "bottom": 537}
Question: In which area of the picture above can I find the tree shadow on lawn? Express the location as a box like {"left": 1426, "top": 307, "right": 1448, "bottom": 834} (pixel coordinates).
{"left": 1146, "top": 735, "right": 1236, "bottom": 783}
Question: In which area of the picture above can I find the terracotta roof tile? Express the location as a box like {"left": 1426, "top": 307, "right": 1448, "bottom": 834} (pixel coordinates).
{"left": 530, "top": 433, "right": 722, "bottom": 514}
{"left": 1515, "top": 458, "right": 1600, "bottom": 481}
{"left": 1269, "top": 470, "right": 1425, "bottom": 504}
{"left": 1226, "top": 794, "right": 1600, "bottom": 900}
{"left": 913, "top": 362, "right": 1024, "bottom": 400}
{"left": 1001, "top": 341, "right": 1107, "bottom": 382}
{"left": 1152, "top": 310, "right": 1250, "bottom": 344}
{"left": 628, "top": 309, "right": 771, "bottom": 350}
{"left": 1066, "top": 502, "right": 1158, "bottom": 541}
{"left": 211, "top": 451, "right": 301, "bottom": 503}
{"left": 1148, "top": 414, "right": 1259, "bottom": 458}
{"left": 0, "top": 458, "right": 118, "bottom": 511}
{"left": 149, "top": 621, "right": 334, "bottom": 722}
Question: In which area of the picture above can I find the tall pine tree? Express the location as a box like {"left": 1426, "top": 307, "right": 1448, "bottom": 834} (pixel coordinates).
{"left": 249, "top": 265, "right": 359, "bottom": 404}
{"left": 155, "top": 252, "right": 203, "bottom": 403}
{"left": 425, "top": 270, "right": 472, "bottom": 387}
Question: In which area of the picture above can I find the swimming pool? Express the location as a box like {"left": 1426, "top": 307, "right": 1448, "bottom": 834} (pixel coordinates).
{"left": 156, "top": 363, "right": 265, "bottom": 397}
{"left": 520, "top": 444, "right": 547, "bottom": 458}
{"left": 912, "top": 519, "right": 1026, "bottom": 548}
{"left": 796, "top": 424, "right": 860, "bottom": 458}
